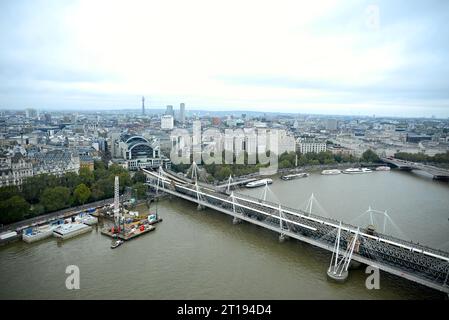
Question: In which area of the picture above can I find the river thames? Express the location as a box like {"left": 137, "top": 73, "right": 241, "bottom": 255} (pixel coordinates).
{"left": 1, "top": 169, "right": 448, "bottom": 299}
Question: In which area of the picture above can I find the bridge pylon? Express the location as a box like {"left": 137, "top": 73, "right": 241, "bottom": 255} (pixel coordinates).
{"left": 327, "top": 223, "right": 360, "bottom": 282}
{"left": 278, "top": 204, "right": 289, "bottom": 242}
{"left": 195, "top": 181, "right": 205, "bottom": 210}
{"left": 226, "top": 175, "right": 233, "bottom": 194}
{"left": 230, "top": 192, "right": 241, "bottom": 224}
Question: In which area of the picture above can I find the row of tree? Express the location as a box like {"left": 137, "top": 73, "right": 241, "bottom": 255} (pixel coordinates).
{"left": 278, "top": 149, "right": 379, "bottom": 169}
{"left": 394, "top": 151, "right": 449, "bottom": 165}
{"left": 0, "top": 161, "right": 148, "bottom": 225}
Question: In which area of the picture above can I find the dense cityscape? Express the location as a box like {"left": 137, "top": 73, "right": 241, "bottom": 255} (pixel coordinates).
{"left": 1, "top": 102, "right": 449, "bottom": 223}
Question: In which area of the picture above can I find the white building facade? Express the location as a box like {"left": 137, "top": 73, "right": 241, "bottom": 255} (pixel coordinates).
{"left": 296, "top": 138, "right": 327, "bottom": 154}
{"left": 161, "top": 115, "right": 174, "bottom": 130}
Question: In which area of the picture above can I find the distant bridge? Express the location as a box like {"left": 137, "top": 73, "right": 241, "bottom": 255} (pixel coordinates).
{"left": 381, "top": 157, "right": 449, "bottom": 180}
{"left": 142, "top": 167, "right": 449, "bottom": 295}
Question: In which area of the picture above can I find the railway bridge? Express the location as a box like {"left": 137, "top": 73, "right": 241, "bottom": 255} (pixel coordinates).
{"left": 142, "top": 167, "right": 449, "bottom": 294}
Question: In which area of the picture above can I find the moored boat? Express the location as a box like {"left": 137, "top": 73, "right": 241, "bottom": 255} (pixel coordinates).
{"left": 321, "top": 169, "right": 341, "bottom": 175}
{"left": 111, "top": 239, "right": 124, "bottom": 249}
{"left": 245, "top": 178, "right": 273, "bottom": 188}
{"left": 281, "top": 173, "right": 309, "bottom": 180}
{"left": 342, "top": 167, "right": 373, "bottom": 174}
{"left": 375, "top": 166, "right": 391, "bottom": 171}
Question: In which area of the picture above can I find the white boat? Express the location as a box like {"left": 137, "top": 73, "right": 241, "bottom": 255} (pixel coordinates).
{"left": 376, "top": 166, "right": 391, "bottom": 171}
{"left": 23, "top": 224, "right": 58, "bottom": 243}
{"left": 111, "top": 239, "right": 124, "bottom": 249}
{"left": 342, "top": 167, "right": 373, "bottom": 174}
{"left": 321, "top": 169, "right": 341, "bottom": 175}
{"left": 281, "top": 173, "right": 309, "bottom": 180}
{"left": 53, "top": 223, "right": 92, "bottom": 240}
{"left": 245, "top": 178, "right": 273, "bottom": 188}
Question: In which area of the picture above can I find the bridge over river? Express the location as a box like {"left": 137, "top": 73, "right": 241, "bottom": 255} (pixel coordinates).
{"left": 381, "top": 157, "right": 449, "bottom": 180}
{"left": 142, "top": 167, "right": 449, "bottom": 294}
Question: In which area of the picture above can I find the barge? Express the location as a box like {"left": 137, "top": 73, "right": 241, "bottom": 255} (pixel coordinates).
{"left": 23, "top": 224, "right": 59, "bottom": 243}
{"left": 53, "top": 223, "right": 92, "bottom": 240}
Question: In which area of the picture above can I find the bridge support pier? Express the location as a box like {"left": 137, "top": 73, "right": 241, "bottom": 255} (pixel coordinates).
{"left": 232, "top": 217, "right": 241, "bottom": 225}
{"left": 197, "top": 204, "right": 205, "bottom": 211}
{"left": 327, "top": 269, "right": 349, "bottom": 282}
{"left": 327, "top": 223, "right": 360, "bottom": 284}
{"left": 279, "top": 234, "right": 289, "bottom": 242}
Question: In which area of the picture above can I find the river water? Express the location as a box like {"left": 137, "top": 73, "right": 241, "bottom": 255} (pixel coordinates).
{"left": 1, "top": 169, "right": 448, "bottom": 299}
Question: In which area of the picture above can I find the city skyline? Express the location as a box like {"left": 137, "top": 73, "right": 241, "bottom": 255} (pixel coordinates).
{"left": 1, "top": 0, "right": 449, "bottom": 117}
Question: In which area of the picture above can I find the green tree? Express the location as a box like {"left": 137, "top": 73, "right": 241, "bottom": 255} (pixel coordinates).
{"left": 79, "top": 167, "right": 95, "bottom": 187}
{"left": 215, "top": 166, "right": 232, "bottom": 181}
{"left": 0, "top": 186, "right": 20, "bottom": 201}
{"left": 40, "top": 186, "right": 71, "bottom": 212}
{"left": 29, "top": 204, "right": 45, "bottom": 217}
{"left": 74, "top": 183, "right": 91, "bottom": 205}
{"left": 132, "top": 171, "right": 147, "bottom": 184}
{"left": 91, "top": 182, "right": 105, "bottom": 200}
{"left": 0, "top": 196, "right": 30, "bottom": 224}
{"left": 132, "top": 182, "right": 147, "bottom": 200}
{"left": 361, "top": 149, "right": 380, "bottom": 163}
{"left": 94, "top": 176, "right": 115, "bottom": 198}
{"left": 60, "top": 172, "right": 81, "bottom": 190}
{"left": 94, "top": 160, "right": 106, "bottom": 171}
{"left": 279, "top": 159, "right": 292, "bottom": 169}
{"left": 117, "top": 172, "right": 132, "bottom": 192}
{"left": 109, "top": 164, "right": 128, "bottom": 175}
{"left": 21, "top": 175, "right": 47, "bottom": 203}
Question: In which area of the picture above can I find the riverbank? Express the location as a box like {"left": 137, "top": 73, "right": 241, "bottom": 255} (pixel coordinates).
{"left": 0, "top": 198, "right": 114, "bottom": 237}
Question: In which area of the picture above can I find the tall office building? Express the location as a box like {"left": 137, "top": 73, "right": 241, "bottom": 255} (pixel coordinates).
{"left": 142, "top": 96, "right": 145, "bottom": 115}
{"left": 326, "top": 119, "right": 338, "bottom": 131}
{"left": 25, "top": 108, "right": 37, "bottom": 118}
{"left": 166, "top": 105, "right": 174, "bottom": 117}
{"left": 179, "top": 103, "right": 185, "bottom": 123}
{"left": 161, "top": 115, "right": 174, "bottom": 130}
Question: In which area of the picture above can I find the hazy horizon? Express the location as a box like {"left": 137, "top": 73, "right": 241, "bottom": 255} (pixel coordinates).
{"left": 1, "top": 0, "right": 449, "bottom": 118}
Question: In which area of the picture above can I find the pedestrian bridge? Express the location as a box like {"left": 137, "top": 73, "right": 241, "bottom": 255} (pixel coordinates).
{"left": 142, "top": 167, "right": 449, "bottom": 294}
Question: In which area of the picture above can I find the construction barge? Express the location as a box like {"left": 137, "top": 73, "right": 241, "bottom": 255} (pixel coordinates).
{"left": 101, "top": 176, "right": 162, "bottom": 244}
{"left": 101, "top": 223, "right": 156, "bottom": 241}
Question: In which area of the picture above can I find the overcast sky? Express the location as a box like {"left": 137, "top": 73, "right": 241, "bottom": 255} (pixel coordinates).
{"left": 0, "top": 0, "right": 448, "bottom": 117}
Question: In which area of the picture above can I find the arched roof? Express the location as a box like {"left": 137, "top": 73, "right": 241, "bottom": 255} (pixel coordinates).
{"left": 125, "top": 136, "right": 149, "bottom": 144}
{"left": 128, "top": 142, "right": 153, "bottom": 152}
